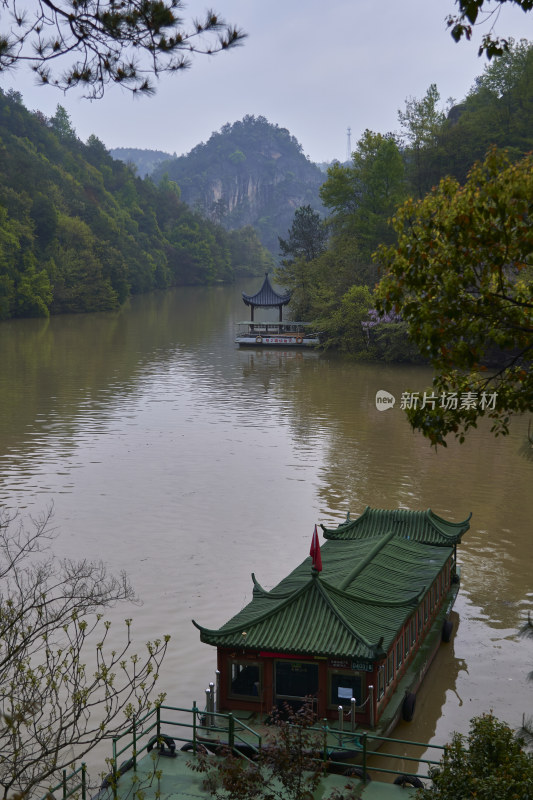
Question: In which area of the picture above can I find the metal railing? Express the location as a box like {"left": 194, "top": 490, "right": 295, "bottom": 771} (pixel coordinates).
{"left": 41, "top": 703, "right": 446, "bottom": 799}
{"left": 40, "top": 763, "right": 87, "bottom": 800}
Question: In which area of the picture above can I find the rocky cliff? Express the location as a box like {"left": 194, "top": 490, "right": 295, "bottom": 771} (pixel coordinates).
{"left": 152, "top": 115, "right": 325, "bottom": 255}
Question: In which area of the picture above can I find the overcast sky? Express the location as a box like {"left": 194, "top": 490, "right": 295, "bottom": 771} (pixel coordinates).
{"left": 5, "top": 0, "right": 533, "bottom": 164}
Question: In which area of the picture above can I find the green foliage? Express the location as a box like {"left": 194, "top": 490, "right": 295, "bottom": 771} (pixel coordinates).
{"left": 276, "top": 205, "right": 328, "bottom": 317}
{"left": 417, "top": 713, "right": 533, "bottom": 799}
{"left": 310, "top": 41, "right": 533, "bottom": 369}
{"left": 404, "top": 41, "right": 533, "bottom": 188}
{"left": 49, "top": 105, "right": 77, "bottom": 141}
{"left": 0, "top": 0, "right": 245, "bottom": 99}
{"left": 0, "top": 89, "right": 273, "bottom": 319}
{"left": 151, "top": 115, "right": 324, "bottom": 254}
{"left": 375, "top": 147, "right": 533, "bottom": 445}
{"left": 369, "top": 322, "right": 424, "bottom": 364}
{"left": 316, "top": 285, "right": 374, "bottom": 356}
{"left": 302, "top": 131, "right": 407, "bottom": 356}
{"left": 227, "top": 226, "right": 275, "bottom": 277}
{"left": 320, "top": 130, "right": 405, "bottom": 273}
{"left": 518, "top": 611, "right": 533, "bottom": 747}
{"left": 189, "top": 701, "right": 362, "bottom": 800}
{"left": 278, "top": 205, "right": 328, "bottom": 264}
{"left": 398, "top": 84, "right": 448, "bottom": 198}
{"left": 446, "top": 0, "right": 533, "bottom": 58}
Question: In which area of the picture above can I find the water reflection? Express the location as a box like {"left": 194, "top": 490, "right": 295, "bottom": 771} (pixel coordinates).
{"left": 371, "top": 612, "right": 466, "bottom": 780}
{"left": 0, "top": 283, "right": 532, "bottom": 762}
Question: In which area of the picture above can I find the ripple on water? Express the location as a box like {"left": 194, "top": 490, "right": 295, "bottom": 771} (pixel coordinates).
{"left": 0, "top": 287, "right": 531, "bottom": 764}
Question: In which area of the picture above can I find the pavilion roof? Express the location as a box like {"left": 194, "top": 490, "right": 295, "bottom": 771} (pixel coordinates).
{"left": 242, "top": 273, "right": 292, "bottom": 308}
{"left": 193, "top": 507, "right": 470, "bottom": 661}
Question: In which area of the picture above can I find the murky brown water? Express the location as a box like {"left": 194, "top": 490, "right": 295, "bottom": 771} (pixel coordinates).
{"left": 1, "top": 283, "right": 531, "bottom": 777}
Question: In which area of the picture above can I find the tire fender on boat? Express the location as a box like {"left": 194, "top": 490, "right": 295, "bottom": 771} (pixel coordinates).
{"left": 180, "top": 742, "right": 209, "bottom": 755}
{"left": 296, "top": 337, "right": 303, "bottom": 344}
{"left": 256, "top": 336, "right": 262, "bottom": 343}
{"left": 343, "top": 766, "right": 371, "bottom": 782}
{"left": 402, "top": 692, "right": 416, "bottom": 722}
{"left": 442, "top": 618, "right": 454, "bottom": 642}
{"left": 146, "top": 734, "right": 176, "bottom": 756}
{"left": 394, "top": 774, "right": 424, "bottom": 788}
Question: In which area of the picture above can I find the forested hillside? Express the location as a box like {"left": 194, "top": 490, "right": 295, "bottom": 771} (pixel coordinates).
{"left": 275, "top": 40, "right": 533, "bottom": 360}
{"left": 151, "top": 115, "right": 324, "bottom": 254}
{"left": 0, "top": 90, "right": 272, "bottom": 320}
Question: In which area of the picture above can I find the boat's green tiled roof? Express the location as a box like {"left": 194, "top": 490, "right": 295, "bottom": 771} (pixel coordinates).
{"left": 322, "top": 507, "right": 470, "bottom": 545}
{"left": 193, "top": 508, "right": 470, "bottom": 660}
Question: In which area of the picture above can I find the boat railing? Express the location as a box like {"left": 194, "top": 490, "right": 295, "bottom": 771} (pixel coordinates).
{"left": 38, "top": 762, "right": 87, "bottom": 800}
{"left": 40, "top": 703, "right": 448, "bottom": 799}
{"left": 200, "top": 706, "right": 263, "bottom": 760}
{"left": 256, "top": 718, "right": 447, "bottom": 785}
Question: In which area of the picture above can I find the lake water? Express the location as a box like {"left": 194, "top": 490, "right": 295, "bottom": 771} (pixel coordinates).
{"left": 0, "top": 282, "right": 532, "bottom": 774}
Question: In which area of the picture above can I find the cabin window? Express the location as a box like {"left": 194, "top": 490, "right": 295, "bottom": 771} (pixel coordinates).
{"left": 275, "top": 660, "right": 319, "bottom": 703}
{"left": 404, "top": 628, "right": 410, "bottom": 655}
{"left": 229, "top": 660, "right": 262, "bottom": 700}
{"left": 424, "top": 596, "right": 429, "bottom": 623}
{"left": 329, "top": 671, "right": 363, "bottom": 708}
{"left": 377, "top": 666, "right": 385, "bottom": 699}
{"left": 396, "top": 638, "right": 403, "bottom": 669}
{"left": 417, "top": 609, "right": 423, "bottom": 635}
{"left": 410, "top": 616, "right": 417, "bottom": 646}
{"left": 386, "top": 651, "right": 394, "bottom": 685}
{"left": 436, "top": 576, "right": 440, "bottom": 603}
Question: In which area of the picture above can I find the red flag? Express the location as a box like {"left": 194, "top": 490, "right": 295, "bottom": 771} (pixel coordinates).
{"left": 310, "top": 525, "right": 322, "bottom": 572}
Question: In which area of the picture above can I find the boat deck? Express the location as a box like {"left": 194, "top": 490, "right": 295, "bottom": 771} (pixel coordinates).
{"left": 96, "top": 750, "right": 418, "bottom": 800}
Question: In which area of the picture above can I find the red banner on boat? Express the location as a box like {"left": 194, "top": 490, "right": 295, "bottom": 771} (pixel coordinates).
{"left": 310, "top": 524, "right": 322, "bottom": 572}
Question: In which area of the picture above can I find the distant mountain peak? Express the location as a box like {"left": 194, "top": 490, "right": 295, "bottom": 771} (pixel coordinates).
{"left": 152, "top": 116, "right": 324, "bottom": 254}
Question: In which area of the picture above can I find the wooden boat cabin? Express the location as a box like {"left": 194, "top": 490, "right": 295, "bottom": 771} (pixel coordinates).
{"left": 193, "top": 507, "right": 470, "bottom": 730}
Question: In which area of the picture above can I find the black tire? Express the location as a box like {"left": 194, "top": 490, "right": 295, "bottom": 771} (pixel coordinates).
{"left": 402, "top": 692, "right": 416, "bottom": 722}
{"left": 146, "top": 734, "right": 176, "bottom": 756}
{"left": 180, "top": 742, "right": 208, "bottom": 755}
{"left": 442, "top": 619, "right": 454, "bottom": 642}
{"left": 343, "top": 766, "right": 371, "bottom": 782}
{"left": 256, "top": 336, "right": 262, "bottom": 343}
{"left": 394, "top": 774, "right": 424, "bottom": 788}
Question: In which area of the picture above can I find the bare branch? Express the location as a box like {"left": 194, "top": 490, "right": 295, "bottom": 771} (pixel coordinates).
{"left": 0, "top": 508, "right": 169, "bottom": 798}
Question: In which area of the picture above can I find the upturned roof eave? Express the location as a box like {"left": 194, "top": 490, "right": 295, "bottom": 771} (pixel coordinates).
{"left": 193, "top": 574, "right": 389, "bottom": 656}
{"left": 242, "top": 273, "right": 292, "bottom": 307}
{"left": 321, "top": 507, "right": 471, "bottom": 544}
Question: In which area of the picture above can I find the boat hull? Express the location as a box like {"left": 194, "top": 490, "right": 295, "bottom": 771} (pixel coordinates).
{"left": 235, "top": 335, "right": 318, "bottom": 347}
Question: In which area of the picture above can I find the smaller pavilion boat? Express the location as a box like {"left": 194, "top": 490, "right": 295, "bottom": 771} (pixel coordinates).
{"left": 236, "top": 273, "right": 319, "bottom": 347}
{"left": 192, "top": 507, "right": 470, "bottom": 755}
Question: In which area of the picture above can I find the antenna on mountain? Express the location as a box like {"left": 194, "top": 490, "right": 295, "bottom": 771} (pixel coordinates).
{"left": 346, "top": 126, "right": 352, "bottom": 162}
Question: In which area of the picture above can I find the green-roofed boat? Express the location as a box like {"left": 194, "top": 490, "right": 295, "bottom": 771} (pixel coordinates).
{"left": 193, "top": 507, "right": 470, "bottom": 753}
